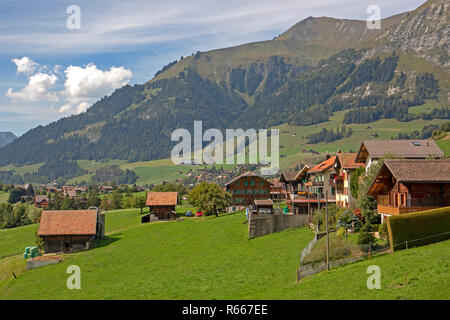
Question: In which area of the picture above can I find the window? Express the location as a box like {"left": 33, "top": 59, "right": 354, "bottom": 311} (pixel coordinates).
{"left": 251, "top": 180, "right": 255, "bottom": 186}
{"left": 244, "top": 180, "right": 248, "bottom": 186}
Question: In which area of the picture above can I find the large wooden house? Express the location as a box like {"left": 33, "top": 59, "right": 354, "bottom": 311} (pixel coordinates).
{"left": 146, "top": 192, "right": 178, "bottom": 220}
{"left": 225, "top": 171, "right": 272, "bottom": 207}
{"left": 367, "top": 159, "right": 450, "bottom": 222}
{"left": 38, "top": 208, "right": 105, "bottom": 254}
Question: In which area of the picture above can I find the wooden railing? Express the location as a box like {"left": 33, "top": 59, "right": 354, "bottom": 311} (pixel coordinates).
{"left": 377, "top": 205, "right": 441, "bottom": 215}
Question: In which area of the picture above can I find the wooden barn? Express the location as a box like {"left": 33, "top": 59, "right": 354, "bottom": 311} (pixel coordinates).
{"left": 225, "top": 171, "right": 272, "bottom": 207}
{"left": 145, "top": 192, "right": 178, "bottom": 220}
{"left": 367, "top": 159, "right": 450, "bottom": 222}
{"left": 38, "top": 208, "right": 105, "bottom": 254}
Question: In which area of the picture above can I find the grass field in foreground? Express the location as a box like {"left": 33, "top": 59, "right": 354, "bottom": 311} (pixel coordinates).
{"left": 1, "top": 209, "right": 449, "bottom": 299}
{"left": 0, "top": 224, "right": 39, "bottom": 259}
{"left": 0, "top": 212, "right": 314, "bottom": 299}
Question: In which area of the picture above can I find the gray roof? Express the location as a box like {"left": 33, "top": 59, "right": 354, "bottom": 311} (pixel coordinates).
{"left": 356, "top": 139, "right": 444, "bottom": 162}
{"left": 225, "top": 171, "right": 272, "bottom": 186}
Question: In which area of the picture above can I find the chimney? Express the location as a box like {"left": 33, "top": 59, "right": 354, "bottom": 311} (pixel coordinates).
{"left": 326, "top": 152, "right": 330, "bottom": 160}
{"left": 337, "top": 149, "right": 342, "bottom": 154}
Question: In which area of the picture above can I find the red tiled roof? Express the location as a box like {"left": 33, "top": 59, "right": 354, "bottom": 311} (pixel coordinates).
{"left": 146, "top": 192, "right": 178, "bottom": 206}
{"left": 308, "top": 156, "right": 337, "bottom": 173}
{"left": 38, "top": 210, "right": 98, "bottom": 236}
{"left": 337, "top": 153, "right": 365, "bottom": 170}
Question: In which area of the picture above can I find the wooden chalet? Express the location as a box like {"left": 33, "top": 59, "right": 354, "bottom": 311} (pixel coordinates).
{"left": 146, "top": 192, "right": 178, "bottom": 220}
{"left": 225, "top": 171, "right": 272, "bottom": 207}
{"left": 34, "top": 195, "right": 49, "bottom": 209}
{"left": 367, "top": 159, "right": 450, "bottom": 222}
{"left": 38, "top": 209, "right": 105, "bottom": 254}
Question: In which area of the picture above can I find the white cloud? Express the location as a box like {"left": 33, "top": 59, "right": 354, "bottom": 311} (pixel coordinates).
{"left": 12, "top": 57, "right": 39, "bottom": 74}
{"left": 59, "top": 63, "right": 132, "bottom": 114}
{"left": 6, "top": 58, "right": 132, "bottom": 116}
{"left": 6, "top": 72, "right": 58, "bottom": 102}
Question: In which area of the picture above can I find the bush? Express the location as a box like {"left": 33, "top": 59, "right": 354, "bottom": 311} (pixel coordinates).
{"left": 386, "top": 206, "right": 450, "bottom": 251}
{"left": 357, "top": 223, "right": 376, "bottom": 246}
{"left": 379, "top": 222, "right": 388, "bottom": 240}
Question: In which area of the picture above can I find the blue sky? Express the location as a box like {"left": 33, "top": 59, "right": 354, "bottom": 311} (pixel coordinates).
{"left": 0, "top": 0, "right": 426, "bottom": 136}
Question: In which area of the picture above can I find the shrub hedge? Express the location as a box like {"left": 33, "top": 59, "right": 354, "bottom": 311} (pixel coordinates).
{"left": 386, "top": 206, "right": 450, "bottom": 251}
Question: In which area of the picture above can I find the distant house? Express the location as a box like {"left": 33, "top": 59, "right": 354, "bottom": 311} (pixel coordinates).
{"left": 225, "top": 171, "right": 272, "bottom": 207}
{"left": 268, "top": 178, "right": 285, "bottom": 201}
{"left": 367, "top": 159, "right": 450, "bottom": 222}
{"left": 145, "top": 192, "right": 178, "bottom": 220}
{"left": 34, "top": 195, "right": 49, "bottom": 208}
{"left": 62, "top": 186, "right": 77, "bottom": 199}
{"left": 333, "top": 152, "right": 365, "bottom": 208}
{"left": 355, "top": 140, "right": 444, "bottom": 170}
{"left": 38, "top": 208, "right": 105, "bottom": 254}
{"left": 279, "top": 171, "right": 299, "bottom": 200}
{"left": 101, "top": 186, "right": 114, "bottom": 194}
{"left": 306, "top": 155, "right": 337, "bottom": 200}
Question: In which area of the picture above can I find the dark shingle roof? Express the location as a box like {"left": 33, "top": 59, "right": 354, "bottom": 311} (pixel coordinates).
{"left": 225, "top": 171, "right": 272, "bottom": 186}
{"left": 384, "top": 159, "right": 450, "bottom": 183}
{"left": 356, "top": 140, "right": 444, "bottom": 162}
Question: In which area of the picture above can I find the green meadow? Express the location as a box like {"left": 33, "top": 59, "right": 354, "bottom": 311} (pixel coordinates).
{"left": 0, "top": 209, "right": 448, "bottom": 299}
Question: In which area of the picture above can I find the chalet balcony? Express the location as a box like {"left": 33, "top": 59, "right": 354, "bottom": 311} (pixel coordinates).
{"left": 377, "top": 205, "right": 441, "bottom": 216}
{"left": 305, "top": 181, "right": 324, "bottom": 187}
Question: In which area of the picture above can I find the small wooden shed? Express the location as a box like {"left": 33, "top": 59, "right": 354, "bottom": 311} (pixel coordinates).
{"left": 146, "top": 192, "right": 178, "bottom": 220}
{"left": 253, "top": 199, "right": 274, "bottom": 214}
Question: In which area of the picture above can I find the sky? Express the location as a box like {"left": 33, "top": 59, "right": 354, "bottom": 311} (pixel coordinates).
{"left": 0, "top": 0, "right": 426, "bottom": 137}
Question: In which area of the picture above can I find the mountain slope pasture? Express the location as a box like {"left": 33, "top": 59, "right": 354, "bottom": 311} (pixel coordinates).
{"left": 0, "top": 212, "right": 314, "bottom": 299}
{"left": 0, "top": 191, "right": 9, "bottom": 204}
{"left": 0, "top": 224, "right": 39, "bottom": 259}
{"left": 0, "top": 0, "right": 447, "bottom": 170}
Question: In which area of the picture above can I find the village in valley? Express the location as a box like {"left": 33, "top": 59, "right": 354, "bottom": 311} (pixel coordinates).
{"left": 0, "top": 136, "right": 449, "bottom": 299}
{"left": 0, "top": 0, "right": 449, "bottom": 302}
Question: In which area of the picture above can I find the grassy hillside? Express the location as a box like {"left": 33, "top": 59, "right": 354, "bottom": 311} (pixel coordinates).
{"left": 0, "top": 191, "right": 9, "bottom": 204}
{"left": 1, "top": 210, "right": 449, "bottom": 299}
{"left": 0, "top": 224, "right": 39, "bottom": 259}
{"left": 9, "top": 109, "right": 447, "bottom": 185}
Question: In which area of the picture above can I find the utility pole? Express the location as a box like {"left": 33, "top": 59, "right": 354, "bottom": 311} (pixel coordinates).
{"left": 326, "top": 190, "right": 329, "bottom": 271}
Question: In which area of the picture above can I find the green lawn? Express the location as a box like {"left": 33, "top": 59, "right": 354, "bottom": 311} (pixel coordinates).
{"left": 0, "top": 209, "right": 449, "bottom": 299}
{"left": 0, "top": 212, "right": 314, "bottom": 299}
{"left": 0, "top": 224, "right": 39, "bottom": 259}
